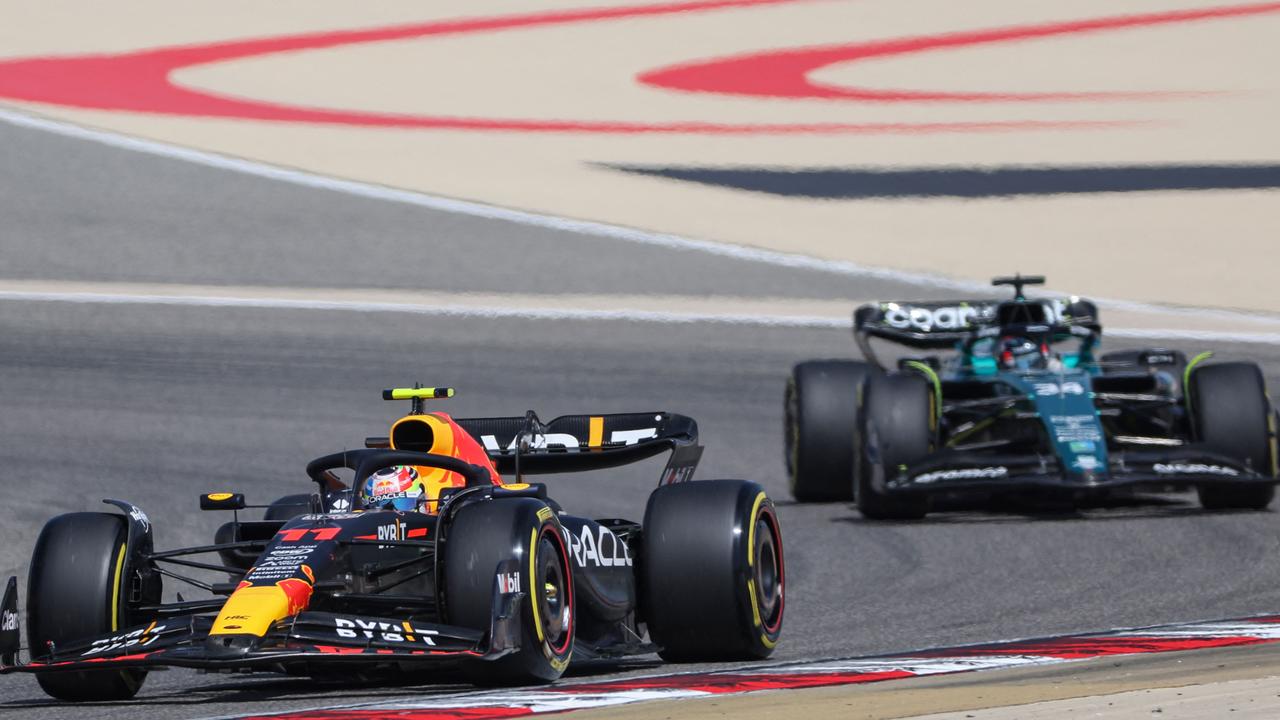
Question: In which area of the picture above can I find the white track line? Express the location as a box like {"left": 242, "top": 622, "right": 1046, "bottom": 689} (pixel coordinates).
{"left": 2, "top": 105, "right": 1279, "bottom": 339}
{"left": 3, "top": 288, "right": 1279, "bottom": 343}
{"left": 0, "top": 106, "right": 979, "bottom": 290}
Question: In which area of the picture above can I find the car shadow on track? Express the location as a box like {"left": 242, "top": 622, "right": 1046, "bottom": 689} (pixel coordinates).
{"left": 831, "top": 493, "right": 1274, "bottom": 526}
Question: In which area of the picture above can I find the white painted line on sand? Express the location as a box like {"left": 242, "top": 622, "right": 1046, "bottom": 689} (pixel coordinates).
{"left": 3, "top": 105, "right": 1278, "bottom": 334}
{"left": 0, "top": 106, "right": 980, "bottom": 290}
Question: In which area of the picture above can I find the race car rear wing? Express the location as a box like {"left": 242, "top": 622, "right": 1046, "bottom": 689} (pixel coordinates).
{"left": 455, "top": 412, "right": 702, "bottom": 482}
{"left": 854, "top": 297, "right": 1099, "bottom": 367}
{"left": 365, "top": 412, "right": 702, "bottom": 484}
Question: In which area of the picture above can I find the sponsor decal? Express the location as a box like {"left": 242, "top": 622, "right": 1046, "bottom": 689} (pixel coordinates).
{"left": 1070, "top": 441, "right": 1096, "bottom": 453}
{"left": 883, "top": 304, "right": 980, "bottom": 333}
{"left": 278, "top": 577, "right": 315, "bottom": 615}
{"left": 1049, "top": 415, "right": 1103, "bottom": 443}
{"left": 497, "top": 571, "right": 521, "bottom": 594}
{"left": 1154, "top": 463, "right": 1240, "bottom": 477}
{"left": 1033, "top": 381, "right": 1085, "bottom": 396}
{"left": 331, "top": 497, "right": 351, "bottom": 512}
{"left": 129, "top": 506, "right": 151, "bottom": 533}
{"left": 334, "top": 617, "right": 438, "bottom": 646}
{"left": 1, "top": 609, "right": 16, "bottom": 632}
{"left": 1074, "top": 456, "right": 1100, "bottom": 471}
{"left": 302, "top": 513, "right": 360, "bottom": 521}
{"left": 564, "top": 525, "right": 632, "bottom": 568}
{"left": 81, "top": 624, "right": 167, "bottom": 656}
{"left": 247, "top": 544, "right": 318, "bottom": 582}
{"left": 914, "top": 467, "right": 1008, "bottom": 484}
{"left": 377, "top": 524, "right": 406, "bottom": 542}
{"left": 481, "top": 428, "right": 658, "bottom": 453}
{"left": 660, "top": 465, "right": 697, "bottom": 485}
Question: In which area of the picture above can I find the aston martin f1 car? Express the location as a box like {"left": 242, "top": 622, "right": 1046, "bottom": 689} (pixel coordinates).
{"left": 786, "top": 275, "right": 1280, "bottom": 519}
{"left": 0, "top": 388, "right": 784, "bottom": 700}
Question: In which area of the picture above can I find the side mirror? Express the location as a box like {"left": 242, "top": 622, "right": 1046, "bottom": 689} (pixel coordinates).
{"left": 199, "top": 493, "right": 246, "bottom": 511}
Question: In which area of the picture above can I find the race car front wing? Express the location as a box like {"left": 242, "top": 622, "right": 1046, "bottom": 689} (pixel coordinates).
{"left": 0, "top": 566, "right": 523, "bottom": 674}
{"left": 881, "top": 447, "right": 1276, "bottom": 495}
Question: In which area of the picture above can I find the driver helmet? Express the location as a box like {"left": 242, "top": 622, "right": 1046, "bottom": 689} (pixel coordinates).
{"left": 998, "top": 335, "right": 1049, "bottom": 370}
{"left": 358, "top": 466, "right": 426, "bottom": 512}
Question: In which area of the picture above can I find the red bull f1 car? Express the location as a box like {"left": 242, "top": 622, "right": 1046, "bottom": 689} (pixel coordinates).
{"left": 0, "top": 388, "right": 784, "bottom": 700}
{"left": 785, "top": 275, "right": 1280, "bottom": 519}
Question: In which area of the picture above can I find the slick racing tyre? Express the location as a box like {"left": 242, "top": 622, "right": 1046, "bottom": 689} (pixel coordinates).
{"left": 445, "top": 498, "right": 574, "bottom": 685}
{"left": 643, "top": 480, "right": 784, "bottom": 661}
{"left": 857, "top": 373, "right": 931, "bottom": 520}
{"left": 28, "top": 512, "right": 150, "bottom": 701}
{"left": 1189, "top": 362, "right": 1276, "bottom": 510}
{"left": 786, "top": 360, "right": 875, "bottom": 502}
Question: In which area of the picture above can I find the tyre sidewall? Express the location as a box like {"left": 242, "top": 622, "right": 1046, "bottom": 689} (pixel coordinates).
{"left": 642, "top": 480, "right": 784, "bottom": 660}
{"left": 1189, "top": 363, "right": 1276, "bottom": 509}
{"left": 444, "top": 498, "right": 573, "bottom": 684}
{"left": 857, "top": 373, "right": 932, "bottom": 519}
{"left": 787, "top": 360, "right": 873, "bottom": 502}
{"left": 27, "top": 512, "right": 147, "bottom": 700}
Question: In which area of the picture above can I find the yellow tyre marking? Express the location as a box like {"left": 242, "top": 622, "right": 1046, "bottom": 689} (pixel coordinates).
{"left": 588, "top": 417, "right": 604, "bottom": 449}
{"left": 745, "top": 492, "right": 767, "bottom": 632}
{"left": 747, "top": 578, "right": 761, "bottom": 628}
{"left": 529, "top": 526, "right": 544, "bottom": 644}
{"left": 746, "top": 492, "right": 766, "bottom": 568}
{"left": 110, "top": 543, "right": 127, "bottom": 632}
{"left": 745, "top": 492, "right": 780, "bottom": 648}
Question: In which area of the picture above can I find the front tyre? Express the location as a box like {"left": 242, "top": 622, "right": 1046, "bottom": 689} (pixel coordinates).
{"left": 857, "top": 373, "right": 931, "bottom": 520}
{"left": 643, "top": 480, "right": 784, "bottom": 661}
{"left": 786, "top": 360, "right": 874, "bottom": 502}
{"left": 28, "top": 512, "right": 148, "bottom": 701}
{"left": 1189, "top": 362, "right": 1276, "bottom": 510}
{"left": 444, "top": 498, "right": 574, "bottom": 685}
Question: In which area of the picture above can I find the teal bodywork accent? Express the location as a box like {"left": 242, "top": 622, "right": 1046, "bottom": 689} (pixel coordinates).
{"left": 946, "top": 333, "right": 1106, "bottom": 480}
{"left": 999, "top": 371, "right": 1107, "bottom": 481}
{"left": 970, "top": 357, "right": 998, "bottom": 376}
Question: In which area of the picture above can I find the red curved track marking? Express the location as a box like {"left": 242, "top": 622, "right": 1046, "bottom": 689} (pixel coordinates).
{"left": 0, "top": 0, "right": 1259, "bottom": 133}
{"left": 640, "top": 2, "right": 1280, "bottom": 102}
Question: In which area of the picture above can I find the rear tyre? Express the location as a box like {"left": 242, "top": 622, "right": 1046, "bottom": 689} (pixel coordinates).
{"left": 857, "top": 373, "right": 932, "bottom": 520}
{"left": 28, "top": 512, "right": 148, "bottom": 701}
{"left": 786, "top": 360, "right": 874, "bottom": 502}
{"left": 445, "top": 498, "right": 574, "bottom": 685}
{"left": 1189, "top": 363, "right": 1276, "bottom": 510}
{"left": 643, "top": 480, "right": 783, "bottom": 661}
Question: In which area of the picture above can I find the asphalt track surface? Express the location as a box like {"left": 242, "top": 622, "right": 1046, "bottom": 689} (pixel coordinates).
{"left": 3, "top": 119, "right": 1280, "bottom": 718}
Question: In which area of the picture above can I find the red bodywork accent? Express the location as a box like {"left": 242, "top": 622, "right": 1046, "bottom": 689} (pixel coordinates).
{"left": 427, "top": 412, "right": 502, "bottom": 486}
{"left": 278, "top": 578, "right": 315, "bottom": 616}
